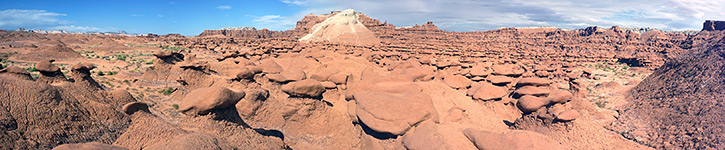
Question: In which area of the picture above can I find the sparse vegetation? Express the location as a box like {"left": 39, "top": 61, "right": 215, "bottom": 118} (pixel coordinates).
{"left": 25, "top": 67, "right": 38, "bottom": 72}
{"left": 161, "top": 46, "right": 186, "bottom": 52}
{"left": 115, "top": 54, "right": 129, "bottom": 61}
{"left": 159, "top": 87, "right": 176, "bottom": 95}
{"left": 595, "top": 101, "right": 608, "bottom": 108}
{"left": 172, "top": 104, "right": 179, "bottom": 109}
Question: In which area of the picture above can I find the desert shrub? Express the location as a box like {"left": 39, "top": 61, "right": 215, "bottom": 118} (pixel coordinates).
{"left": 159, "top": 87, "right": 176, "bottom": 95}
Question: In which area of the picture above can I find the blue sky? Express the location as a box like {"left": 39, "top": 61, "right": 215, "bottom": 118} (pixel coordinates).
{"left": 0, "top": 0, "right": 307, "bottom": 35}
{"left": 1, "top": 0, "right": 723, "bottom": 35}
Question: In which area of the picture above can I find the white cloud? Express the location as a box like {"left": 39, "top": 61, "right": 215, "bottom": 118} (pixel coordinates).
{"left": 281, "top": 0, "right": 307, "bottom": 5}
{"left": 0, "top": 9, "right": 123, "bottom": 33}
{"left": 49, "top": 25, "right": 118, "bottom": 32}
{"left": 264, "top": 0, "right": 725, "bottom": 31}
{"left": 157, "top": 14, "right": 164, "bottom": 17}
{"left": 216, "top": 5, "right": 232, "bottom": 10}
{"left": 0, "top": 9, "right": 69, "bottom": 29}
{"left": 249, "top": 14, "right": 299, "bottom": 30}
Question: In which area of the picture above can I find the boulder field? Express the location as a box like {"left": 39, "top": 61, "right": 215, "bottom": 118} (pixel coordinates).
{"left": 0, "top": 10, "right": 722, "bottom": 150}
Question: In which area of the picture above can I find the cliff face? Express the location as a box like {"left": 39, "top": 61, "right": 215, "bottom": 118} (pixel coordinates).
{"left": 702, "top": 20, "right": 725, "bottom": 31}
{"left": 299, "top": 9, "right": 380, "bottom": 45}
{"left": 198, "top": 29, "right": 278, "bottom": 38}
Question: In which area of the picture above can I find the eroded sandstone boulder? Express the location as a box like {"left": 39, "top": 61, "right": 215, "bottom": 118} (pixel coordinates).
{"left": 281, "top": 79, "right": 325, "bottom": 98}
{"left": 179, "top": 86, "right": 245, "bottom": 115}
{"left": 353, "top": 90, "right": 438, "bottom": 136}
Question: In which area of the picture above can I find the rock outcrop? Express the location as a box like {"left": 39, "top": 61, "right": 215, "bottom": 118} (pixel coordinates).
{"left": 299, "top": 9, "right": 380, "bottom": 45}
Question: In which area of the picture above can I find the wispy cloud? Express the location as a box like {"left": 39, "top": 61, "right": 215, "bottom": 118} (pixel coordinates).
{"left": 49, "top": 25, "right": 117, "bottom": 32}
{"left": 130, "top": 14, "right": 144, "bottom": 17}
{"left": 216, "top": 5, "right": 231, "bottom": 10}
{"left": 249, "top": 14, "right": 299, "bottom": 31}
{"left": 0, "top": 9, "right": 123, "bottom": 33}
{"left": 157, "top": 14, "right": 164, "bottom": 17}
{"left": 263, "top": 0, "right": 725, "bottom": 31}
{"left": 281, "top": 0, "right": 307, "bottom": 5}
{"left": 0, "top": 9, "right": 69, "bottom": 29}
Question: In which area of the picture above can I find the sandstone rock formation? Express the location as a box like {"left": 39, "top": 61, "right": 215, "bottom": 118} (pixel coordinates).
{"left": 179, "top": 86, "right": 245, "bottom": 115}
{"left": 0, "top": 10, "right": 719, "bottom": 150}
{"left": 299, "top": 9, "right": 380, "bottom": 45}
{"left": 610, "top": 28, "right": 725, "bottom": 149}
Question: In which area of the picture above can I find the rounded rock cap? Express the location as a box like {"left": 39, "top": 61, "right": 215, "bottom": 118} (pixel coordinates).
{"left": 35, "top": 59, "right": 60, "bottom": 72}
{"left": 71, "top": 63, "right": 96, "bottom": 71}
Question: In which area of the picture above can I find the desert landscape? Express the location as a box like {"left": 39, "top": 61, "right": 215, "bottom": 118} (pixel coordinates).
{"left": 0, "top": 8, "right": 723, "bottom": 150}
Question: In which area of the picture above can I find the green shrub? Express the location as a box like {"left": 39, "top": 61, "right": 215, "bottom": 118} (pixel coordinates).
{"left": 115, "top": 54, "right": 128, "bottom": 61}
{"left": 595, "top": 101, "right": 608, "bottom": 108}
{"left": 159, "top": 87, "right": 176, "bottom": 95}
{"left": 172, "top": 104, "right": 179, "bottom": 109}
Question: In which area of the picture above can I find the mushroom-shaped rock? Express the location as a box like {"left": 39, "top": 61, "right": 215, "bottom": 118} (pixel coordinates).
{"left": 443, "top": 75, "right": 472, "bottom": 89}
{"left": 281, "top": 79, "right": 325, "bottom": 98}
{"left": 354, "top": 90, "right": 439, "bottom": 136}
{"left": 514, "top": 86, "right": 550, "bottom": 96}
{"left": 35, "top": 59, "right": 59, "bottom": 72}
{"left": 179, "top": 86, "right": 245, "bottom": 115}
{"left": 70, "top": 63, "right": 101, "bottom": 88}
{"left": 35, "top": 59, "right": 67, "bottom": 84}
{"left": 468, "top": 82, "right": 508, "bottom": 101}
{"left": 53, "top": 142, "right": 128, "bottom": 150}
{"left": 71, "top": 62, "right": 96, "bottom": 71}
{"left": 516, "top": 77, "right": 551, "bottom": 87}
{"left": 556, "top": 109, "right": 580, "bottom": 121}
{"left": 517, "top": 95, "right": 550, "bottom": 113}
{"left": 122, "top": 102, "right": 150, "bottom": 115}
{"left": 487, "top": 75, "right": 513, "bottom": 85}
{"left": 462, "top": 128, "right": 563, "bottom": 150}
{"left": 546, "top": 90, "right": 573, "bottom": 103}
